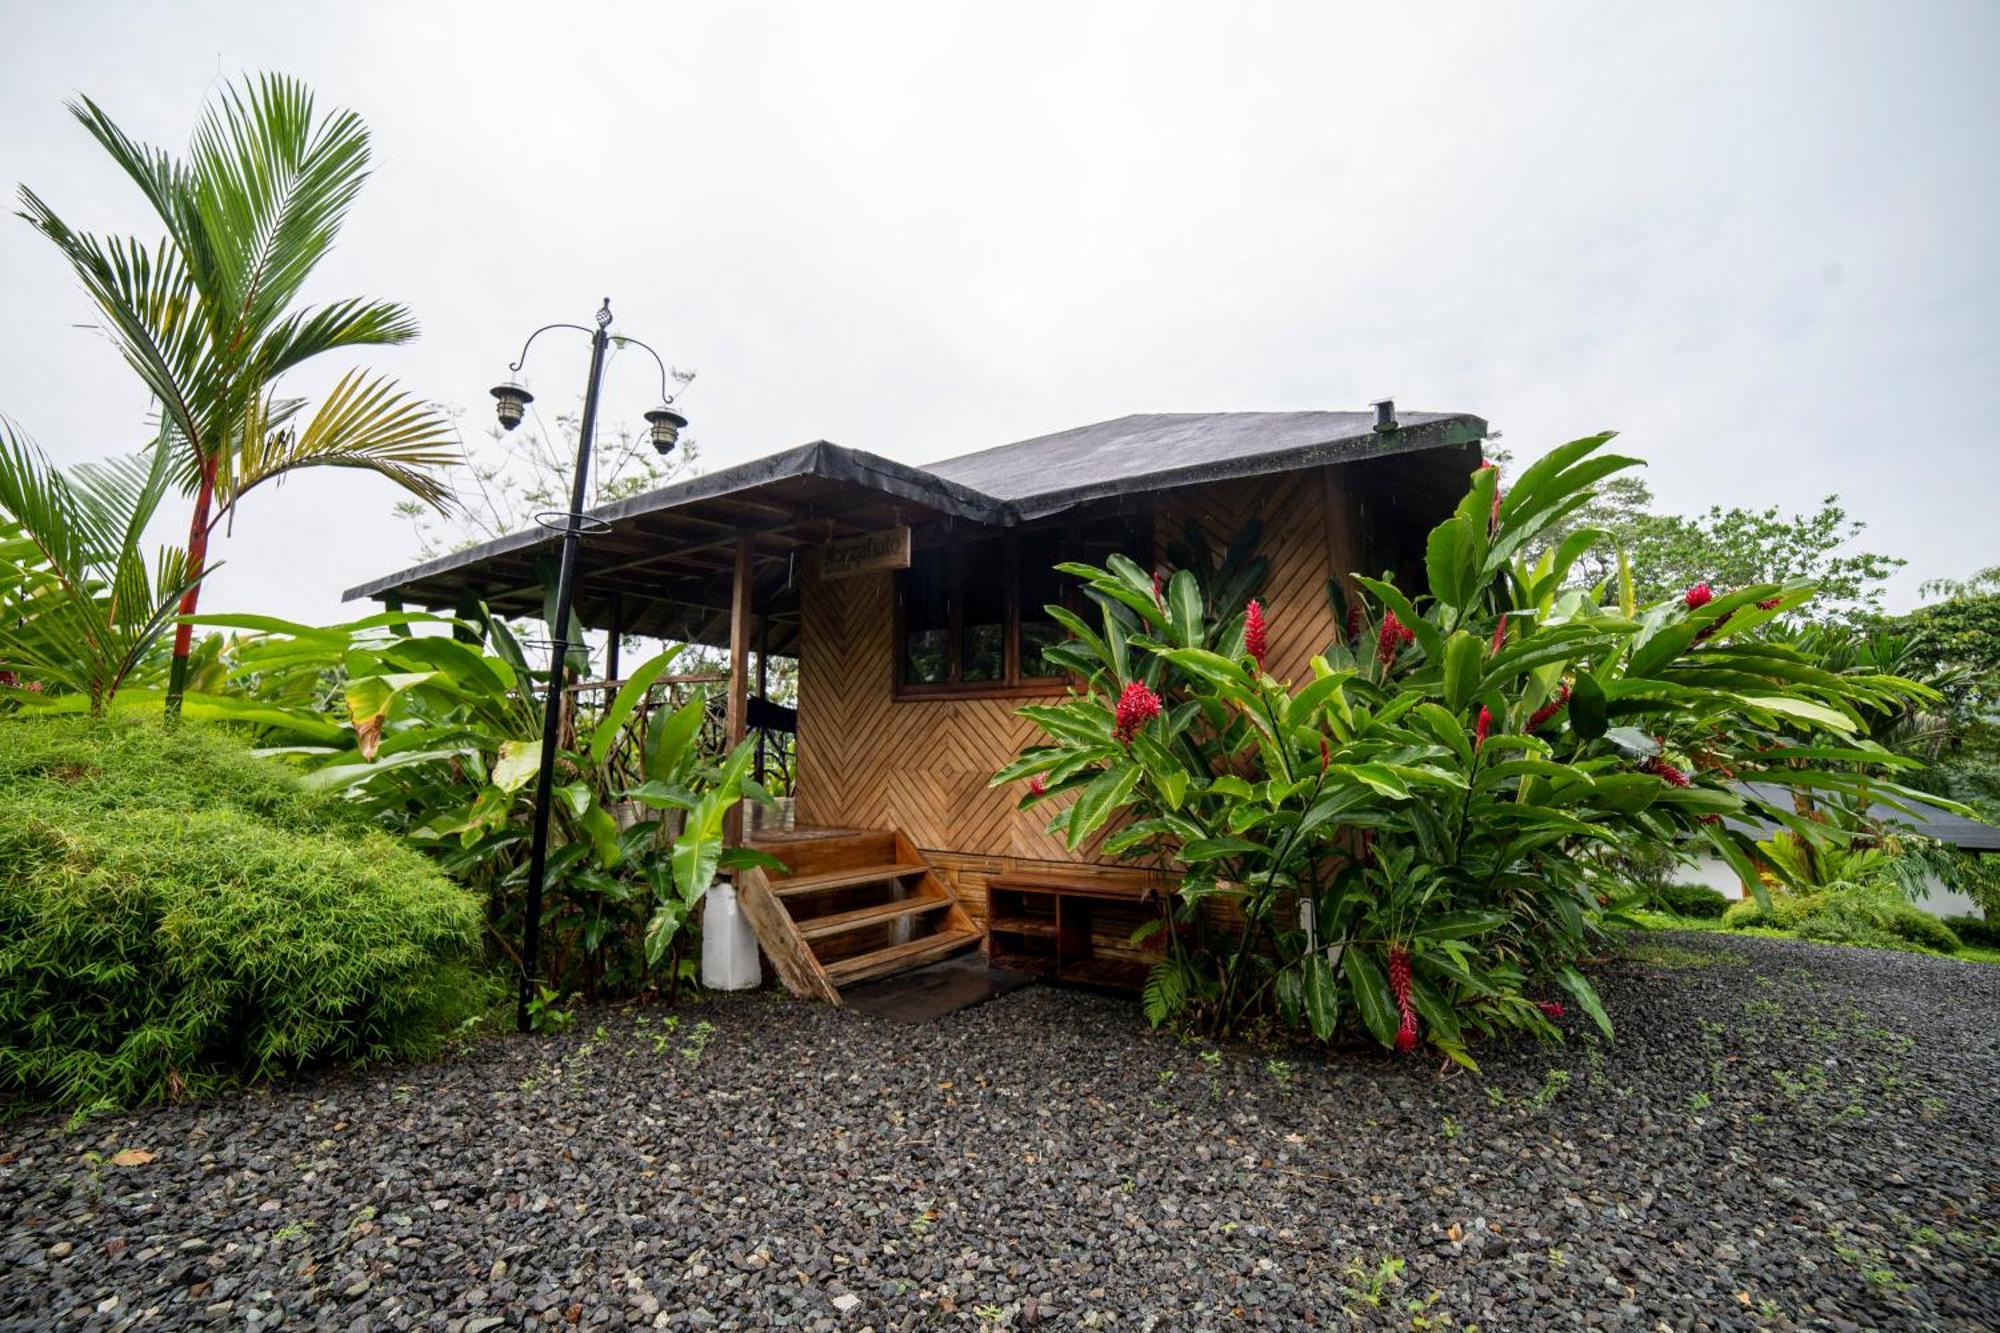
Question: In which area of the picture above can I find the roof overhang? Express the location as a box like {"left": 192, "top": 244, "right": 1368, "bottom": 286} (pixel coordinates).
{"left": 344, "top": 441, "right": 1010, "bottom": 654}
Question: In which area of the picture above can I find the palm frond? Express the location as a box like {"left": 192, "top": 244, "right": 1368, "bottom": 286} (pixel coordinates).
{"left": 0, "top": 418, "right": 196, "bottom": 710}
{"left": 14, "top": 194, "right": 208, "bottom": 448}
{"left": 187, "top": 72, "right": 373, "bottom": 348}
{"left": 214, "top": 371, "right": 456, "bottom": 522}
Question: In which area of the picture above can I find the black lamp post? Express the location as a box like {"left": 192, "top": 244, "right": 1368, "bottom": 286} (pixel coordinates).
{"left": 496, "top": 298, "right": 685, "bottom": 1034}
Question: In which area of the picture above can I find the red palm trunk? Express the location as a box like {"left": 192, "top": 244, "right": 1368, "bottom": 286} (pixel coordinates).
{"left": 163, "top": 452, "right": 219, "bottom": 719}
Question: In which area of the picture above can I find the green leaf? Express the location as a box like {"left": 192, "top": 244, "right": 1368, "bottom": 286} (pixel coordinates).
{"left": 1345, "top": 947, "right": 1401, "bottom": 1048}
{"left": 1412, "top": 911, "right": 1507, "bottom": 940}
{"left": 1067, "top": 761, "right": 1142, "bottom": 851}
{"left": 1425, "top": 516, "right": 1475, "bottom": 613}
{"left": 590, "top": 644, "right": 683, "bottom": 765}
{"left": 492, "top": 738, "right": 542, "bottom": 793}
{"left": 1301, "top": 954, "right": 1339, "bottom": 1041}
{"left": 1568, "top": 670, "right": 1607, "bottom": 740}
{"left": 1167, "top": 569, "right": 1204, "bottom": 650}
{"left": 1556, "top": 965, "right": 1613, "bottom": 1038}
{"left": 644, "top": 692, "right": 707, "bottom": 782}
{"left": 1740, "top": 694, "right": 1856, "bottom": 734}
{"left": 1442, "top": 630, "right": 1483, "bottom": 713}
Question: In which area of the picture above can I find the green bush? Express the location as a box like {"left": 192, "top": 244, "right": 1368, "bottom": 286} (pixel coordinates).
{"left": 1942, "top": 913, "right": 2000, "bottom": 949}
{"left": 0, "top": 717, "right": 486, "bottom": 1111}
{"left": 1653, "top": 883, "right": 1730, "bottom": 920}
{"left": 1722, "top": 882, "right": 1962, "bottom": 955}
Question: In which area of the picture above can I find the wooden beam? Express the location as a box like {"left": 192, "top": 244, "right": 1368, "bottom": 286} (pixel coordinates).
{"left": 724, "top": 529, "right": 753, "bottom": 843}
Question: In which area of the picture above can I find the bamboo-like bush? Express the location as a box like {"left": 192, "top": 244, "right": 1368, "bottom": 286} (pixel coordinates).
{"left": 0, "top": 717, "right": 485, "bottom": 1112}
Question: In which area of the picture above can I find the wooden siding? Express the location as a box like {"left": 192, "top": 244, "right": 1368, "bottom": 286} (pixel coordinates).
{"left": 793, "top": 467, "right": 1363, "bottom": 868}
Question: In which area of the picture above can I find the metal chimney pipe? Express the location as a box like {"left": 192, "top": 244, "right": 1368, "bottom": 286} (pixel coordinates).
{"left": 1371, "top": 398, "right": 1397, "bottom": 433}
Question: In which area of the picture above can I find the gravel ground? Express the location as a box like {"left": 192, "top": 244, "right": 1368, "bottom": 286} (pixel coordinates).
{"left": 3, "top": 933, "right": 1996, "bottom": 1332}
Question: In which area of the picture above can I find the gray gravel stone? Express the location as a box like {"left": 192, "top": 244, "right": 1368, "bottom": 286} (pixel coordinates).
{"left": 2, "top": 932, "right": 1994, "bottom": 1329}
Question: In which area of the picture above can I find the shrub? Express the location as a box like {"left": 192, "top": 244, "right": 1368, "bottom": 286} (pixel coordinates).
{"left": 1653, "top": 883, "right": 1730, "bottom": 920}
{"left": 997, "top": 435, "right": 1935, "bottom": 1057}
{"left": 1722, "top": 882, "right": 1962, "bottom": 954}
{"left": 0, "top": 717, "right": 486, "bottom": 1111}
{"left": 1943, "top": 913, "right": 2000, "bottom": 949}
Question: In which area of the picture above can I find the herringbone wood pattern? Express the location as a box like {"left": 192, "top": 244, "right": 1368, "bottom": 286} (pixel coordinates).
{"left": 795, "top": 469, "right": 1356, "bottom": 863}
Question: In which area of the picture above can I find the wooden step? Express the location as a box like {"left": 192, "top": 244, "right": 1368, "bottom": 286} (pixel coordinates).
{"left": 797, "top": 895, "right": 952, "bottom": 941}
{"left": 822, "top": 926, "right": 982, "bottom": 987}
{"left": 770, "top": 862, "right": 930, "bottom": 898}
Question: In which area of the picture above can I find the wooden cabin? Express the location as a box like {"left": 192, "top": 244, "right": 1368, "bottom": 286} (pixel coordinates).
{"left": 349, "top": 408, "right": 1488, "bottom": 1001}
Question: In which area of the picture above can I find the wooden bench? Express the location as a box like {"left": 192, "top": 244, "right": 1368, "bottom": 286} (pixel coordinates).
{"left": 983, "top": 873, "right": 1167, "bottom": 992}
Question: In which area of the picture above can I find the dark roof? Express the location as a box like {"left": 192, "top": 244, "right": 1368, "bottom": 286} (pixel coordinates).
{"left": 345, "top": 406, "right": 1489, "bottom": 648}
{"left": 927, "top": 411, "right": 1485, "bottom": 519}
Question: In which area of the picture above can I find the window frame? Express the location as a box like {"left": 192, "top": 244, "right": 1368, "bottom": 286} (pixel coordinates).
{"left": 891, "top": 508, "right": 1150, "bottom": 701}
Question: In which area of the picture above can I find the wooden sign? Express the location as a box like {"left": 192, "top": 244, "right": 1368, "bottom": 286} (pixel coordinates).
{"left": 820, "top": 525, "right": 912, "bottom": 580}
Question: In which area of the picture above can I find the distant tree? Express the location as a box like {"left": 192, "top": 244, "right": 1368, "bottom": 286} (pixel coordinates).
{"left": 1497, "top": 450, "right": 1902, "bottom": 617}
{"left": 1881, "top": 566, "right": 2000, "bottom": 812}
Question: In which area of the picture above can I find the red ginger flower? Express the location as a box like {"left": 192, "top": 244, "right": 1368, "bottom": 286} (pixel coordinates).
{"left": 1537, "top": 1000, "right": 1565, "bottom": 1020}
{"left": 1346, "top": 604, "right": 1366, "bottom": 645}
{"left": 1376, "top": 612, "right": 1415, "bottom": 666}
{"left": 1388, "top": 947, "right": 1418, "bottom": 1052}
{"left": 1756, "top": 596, "right": 1782, "bottom": 612}
{"left": 1113, "top": 681, "right": 1162, "bottom": 741}
{"left": 1028, "top": 775, "right": 1048, "bottom": 796}
{"left": 1641, "top": 755, "right": 1692, "bottom": 788}
{"left": 1474, "top": 705, "right": 1492, "bottom": 749}
{"left": 1528, "top": 683, "right": 1571, "bottom": 731}
{"left": 1490, "top": 613, "right": 1508, "bottom": 655}
{"left": 1684, "top": 582, "right": 1714, "bottom": 610}
{"left": 1244, "top": 599, "right": 1268, "bottom": 671}
{"left": 1152, "top": 571, "right": 1165, "bottom": 610}
{"left": 1319, "top": 737, "right": 1331, "bottom": 773}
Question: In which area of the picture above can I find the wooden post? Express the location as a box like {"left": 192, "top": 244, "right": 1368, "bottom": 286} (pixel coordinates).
{"left": 725, "top": 530, "right": 753, "bottom": 844}
{"left": 606, "top": 590, "right": 624, "bottom": 683}
{"left": 754, "top": 619, "right": 770, "bottom": 783}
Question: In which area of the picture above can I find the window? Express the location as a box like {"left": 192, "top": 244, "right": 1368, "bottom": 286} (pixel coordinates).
{"left": 895, "top": 511, "right": 1148, "bottom": 696}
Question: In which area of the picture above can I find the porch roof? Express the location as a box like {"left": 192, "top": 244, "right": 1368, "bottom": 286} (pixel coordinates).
{"left": 344, "top": 408, "right": 1488, "bottom": 652}
{"left": 341, "top": 441, "right": 1007, "bottom": 655}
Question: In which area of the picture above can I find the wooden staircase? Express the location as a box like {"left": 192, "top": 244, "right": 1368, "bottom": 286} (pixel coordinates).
{"left": 733, "top": 830, "right": 980, "bottom": 1004}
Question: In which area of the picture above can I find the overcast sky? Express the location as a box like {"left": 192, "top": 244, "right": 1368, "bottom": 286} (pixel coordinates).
{"left": 3, "top": 1, "right": 1995, "bottom": 625}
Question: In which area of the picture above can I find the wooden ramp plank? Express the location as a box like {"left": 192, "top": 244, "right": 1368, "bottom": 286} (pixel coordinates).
{"left": 772, "top": 863, "right": 930, "bottom": 897}
{"left": 823, "top": 926, "right": 982, "bottom": 986}
{"left": 797, "top": 895, "right": 952, "bottom": 941}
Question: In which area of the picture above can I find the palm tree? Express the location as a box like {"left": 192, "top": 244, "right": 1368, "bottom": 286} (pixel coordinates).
{"left": 17, "top": 72, "right": 453, "bottom": 717}
{"left": 0, "top": 419, "right": 199, "bottom": 715}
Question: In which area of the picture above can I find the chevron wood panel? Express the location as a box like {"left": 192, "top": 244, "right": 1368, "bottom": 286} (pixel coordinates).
{"left": 794, "top": 468, "right": 1358, "bottom": 864}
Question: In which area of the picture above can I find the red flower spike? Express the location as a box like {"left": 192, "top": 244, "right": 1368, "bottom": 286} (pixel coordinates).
{"left": 1152, "top": 571, "right": 1165, "bottom": 611}
{"left": 1319, "top": 737, "right": 1331, "bottom": 773}
{"left": 1490, "top": 613, "right": 1508, "bottom": 655}
{"left": 1756, "top": 596, "right": 1782, "bottom": 612}
{"left": 1475, "top": 705, "right": 1492, "bottom": 749}
{"left": 1244, "top": 599, "right": 1268, "bottom": 672}
{"left": 1346, "top": 604, "right": 1366, "bottom": 645}
{"left": 1389, "top": 947, "right": 1418, "bottom": 1052}
{"left": 1113, "top": 681, "right": 1163, "bottom": 742}
{"left": 1640, "top": 756, "right": 1692, "bottom": 788}
{"left": 1376, "top": 612, "right": 1415, "bottom": 666}
{"left": 1537, "top": 1001, "right": 1565, "bottom": 1020}
{"left": 1028, "top": 775, "right": 1048, "bottom": 797}
{"left": 1528, "top": 683, "right": 1571, "bottom": 731}
{"left": 1684, "top": 582, "right": 1714, "bottom": 611}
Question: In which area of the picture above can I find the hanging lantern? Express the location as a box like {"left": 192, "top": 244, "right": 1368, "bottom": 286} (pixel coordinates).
{"left": 491, "top": 381, "right": 534, "bottom": 431}
{"left": 644, "top": 403, "right": 688, "bottom": 456}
